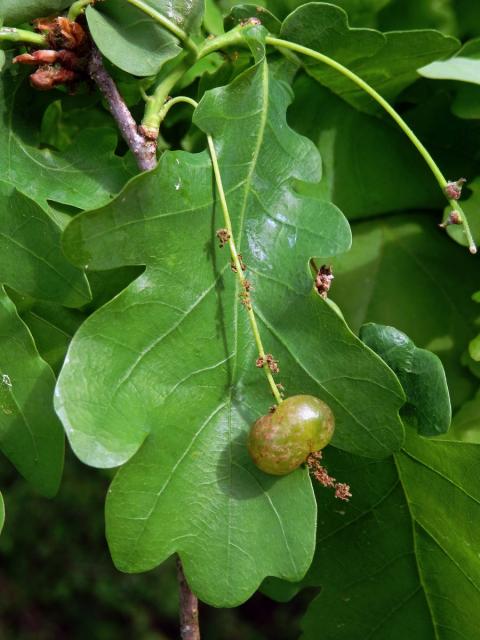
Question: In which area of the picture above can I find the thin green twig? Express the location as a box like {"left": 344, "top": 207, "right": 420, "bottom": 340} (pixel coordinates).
{"left": 67, "top": 0, "right": 95, "bottom": 20}
{"left": 156, "top": 95, "right": 283, "bottom": 404}
{"left": 141, "top": 57, "right": 192, "bottom": 137}
{"left": 0, "top": 27, "right": 47, "bottom": 47}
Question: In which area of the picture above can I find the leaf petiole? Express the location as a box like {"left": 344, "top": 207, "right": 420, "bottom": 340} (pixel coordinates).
{"left": 156, "top": 95, "right": 284, "bottom": 404}
{"left": 0, "top": 27, "right": 47, "bottom": 47}
{"left": 67, "top": 0, "right": 95, "bottom": 21}
{"left": 141, "top": 57, "right": 193, "bottom": 138}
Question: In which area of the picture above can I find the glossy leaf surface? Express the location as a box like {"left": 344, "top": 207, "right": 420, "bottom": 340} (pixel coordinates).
{"left": 56, "top": 58, "right": 404, "bottom": 605}
{"left": 360, "top": 323, "right": 451, "bottom": 436}
{"left": 419, "top": 38, "right": 480, "bottom": 86}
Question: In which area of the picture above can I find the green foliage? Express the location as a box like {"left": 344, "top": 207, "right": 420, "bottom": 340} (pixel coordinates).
{"left": 86, "top": 3, "right": 180, "bottom": 76}
{"left": 0, "top": 286, "right": 63, "bottom": 497}
{"left": 0, "top": 0, "right": 479, "bottom": 636}
{"left": 281, "top": 3, "right": 459, "bottom": 112}
{"left": 0, "top": 0, "right": 71, "bottom": 25}
{"left": 298, "top": 431, "right": 480, "bottom": 639}
{"left": 360, "top": 323, "right": 451, "bottom": 436}
{"left": 419, "top": 37, "right": 480, "bottom": 84}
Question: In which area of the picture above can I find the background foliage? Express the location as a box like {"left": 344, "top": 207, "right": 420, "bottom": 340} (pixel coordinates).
{"left": 1, "top": 0, "right": 480, "bottom": 637}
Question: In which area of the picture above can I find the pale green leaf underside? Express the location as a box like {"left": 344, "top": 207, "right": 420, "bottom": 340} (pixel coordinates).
{"left": 56, "top": 59, "right": 403, "bottom": 605}
{"left": 0, "top": 286, "right": 64, "bottom": 497}
{"left": 419, "top": 38, "right": 480, "bottom": 85}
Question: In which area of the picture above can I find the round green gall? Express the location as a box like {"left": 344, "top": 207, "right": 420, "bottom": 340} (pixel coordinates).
{"left": 247, "top": 395, "right": 335, "bottom": 476}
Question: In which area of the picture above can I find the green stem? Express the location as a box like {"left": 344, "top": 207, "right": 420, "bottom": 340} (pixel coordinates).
{"left": 265, "top": 35, "right": 477, "bottom": 254}
{"left": 197, "top": 28, "right": 245, "bottom": 59}
{"left": 157, "top": 95, "right": 284, "bottom": 404}
{"left": 0, "top": 28, "right": 47, "bottom": 47}
{"left": 141, "top": 58, "right": 192, "bottom": 136}
{"left": 67, "top": 0, "right": 95, "bottom": 20}
{"left": 124, "top": 0, "right": 198, "bottom": 57}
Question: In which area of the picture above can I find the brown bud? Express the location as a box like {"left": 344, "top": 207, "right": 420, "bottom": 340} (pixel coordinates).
{"left": 29, "top": 65, "right": 77, "bottom": 91}
{"left": 315, "top": 264, "right": 334, "bottom": 299}
{"left": 445, "top": 178, "right": 466, "bottom": 200}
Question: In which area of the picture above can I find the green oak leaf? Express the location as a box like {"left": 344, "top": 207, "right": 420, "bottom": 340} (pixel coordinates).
{"left": 17, "top": 299, "right": 84, "bottom": 376}
{"left": 287, "top": 76, "right": 442, "bottom": 219}
{"left": 378, "top": 0, "right": 458, "bottom": 35}
{"left": 419, "top": 37, "right": 480, "bottom": 85}
{"left": 449, "top": 388, "right": 480, "bottom": 443}
{"left": 296, "top": 431, "right": 480, "bottom": 639}
{"left": 55, "top": 58, "right": 404, "bottom": 605}
{"left": 0, "top": 491, "right": 3, "bottom": 533}
{"left": 326, "top": 214, "right": 480, "bottom": 408}
{"left": 451, "top": 84, "right": 480, "bottom": 119}
{"left": 281, "top": 2, "right": 459, "bottom": 113}
{"left": 360, "top": 323, "right": 451, "bottom": 436}
{"left": 454, "top": 0, "right": 480, "bottom": 40}
{"left": 0, "top": 0, "right": 70, "bottom": 25}
{"left": 224, "top": 4, "right": 282, "bottom": 33}
{"left": 324, "top": 0, "right": 392, "bottom": 28}
{"left": 0, "top": 286, "right": 64, "bottom": 497}
{"left": 0, "top": 181, "right": 90, "bottom": 307}
{"left": 0, "top": 67, "right": 132, "bottom": 211}
{"left": 86, "top": 4, "right": 180, "bottom": 77}
{"left": 86, "top": 0, "right": 204, "bottom": 76}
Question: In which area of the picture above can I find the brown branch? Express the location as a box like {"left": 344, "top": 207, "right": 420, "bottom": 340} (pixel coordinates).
{"left": 88, "top": 44, "right": 157, "bottom": 171}
{"left": 177, "top": 557, "right": 200, "bottom": 640}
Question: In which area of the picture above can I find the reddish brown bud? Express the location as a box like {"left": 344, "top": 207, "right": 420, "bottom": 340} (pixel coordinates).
{"left": 216, "top": 228, "right": 231, "bottom": 248}
{"left": 439, "top": 210, "right": 463, "bottom": 229}
{"left": 29, "top": 65, "right": 77, "bottom": 91}
{"left": 315, "top": 264, "right": 334, "bottom": 299}
{"left": 445, "top": 178, "right": 466, "bottom": 201}
{"left": 34, "top": 16, "right": 86, "bottom": 50}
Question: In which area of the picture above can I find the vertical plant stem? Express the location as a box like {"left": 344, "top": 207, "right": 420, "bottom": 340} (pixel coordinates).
{"left": 206, "top": 134, "right": 283, "bottom": 404}
{"left": 88, "top": 44, "right": 157, "bottom": 171}
{"left": 152, "top": 95, "right": 283, "bottom": 403}
{"left": 177, "top": 558, "right": 201, "bottom": 640}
